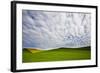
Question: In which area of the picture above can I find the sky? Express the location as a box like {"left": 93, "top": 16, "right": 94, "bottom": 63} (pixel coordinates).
{"left": 22, "top": 10, "right": 91, "bottom": 50}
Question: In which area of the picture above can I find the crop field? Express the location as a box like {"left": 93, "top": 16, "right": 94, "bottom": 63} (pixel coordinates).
{"left": 22, "top": 47, "right": 91, "bottom": 63}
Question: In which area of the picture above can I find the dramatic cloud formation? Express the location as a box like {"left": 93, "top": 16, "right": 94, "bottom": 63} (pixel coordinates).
{"left": 22, "top": 10, "right": 91, "bottom": 50}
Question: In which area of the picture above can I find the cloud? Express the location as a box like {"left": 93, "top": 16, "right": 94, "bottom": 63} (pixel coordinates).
{"left": 22, "top": 10, "right": 91, "bottom": 50}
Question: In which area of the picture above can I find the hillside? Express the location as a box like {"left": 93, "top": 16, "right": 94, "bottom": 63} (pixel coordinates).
{"left": 23, "top": 47, "right": 91, "bottom": 63}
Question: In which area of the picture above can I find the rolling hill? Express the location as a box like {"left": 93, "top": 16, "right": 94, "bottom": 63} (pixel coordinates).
{"left": 23, "top": 47, "right": 91, "bottom": 63}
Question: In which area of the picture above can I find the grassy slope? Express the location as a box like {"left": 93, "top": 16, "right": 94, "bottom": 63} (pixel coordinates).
{"left": 23, "top": 47, "right": 91, "bottom": 63}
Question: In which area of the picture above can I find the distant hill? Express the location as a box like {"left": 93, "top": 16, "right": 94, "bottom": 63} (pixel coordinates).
{"left": 57, "top": 46, "right": 91, "bottom": 50}
{"left": 24, "top": 46, "right": 91, "bottom": 53}
{"left": 24, "top": 48, "right": 42, "bottom": 53}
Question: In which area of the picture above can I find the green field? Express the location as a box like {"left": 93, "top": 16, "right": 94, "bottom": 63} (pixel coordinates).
{"left": 22, "top": 47, "right": 91, "bottom": 63}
